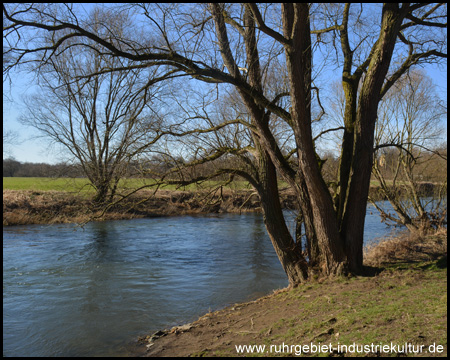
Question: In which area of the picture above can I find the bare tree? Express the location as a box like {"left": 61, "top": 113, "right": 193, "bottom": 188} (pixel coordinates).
{"left": 3, "top": 3, "right": 447, "bottom": 285}
{"left": 18, "top": 7, "right": 169, "bottom": 203}
{"left": 2, "top": 128, "right": 19, "bottom": 158}
{"left": 372, "top": 70, "right": 447, "bottom": 230}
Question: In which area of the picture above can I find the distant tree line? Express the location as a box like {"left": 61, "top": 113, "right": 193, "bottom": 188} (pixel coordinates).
{"left": 3, "top": 158, "right": 84, "bottom": 178}
{"left": 4, "top": 144, "right": 446, "bottom": 184}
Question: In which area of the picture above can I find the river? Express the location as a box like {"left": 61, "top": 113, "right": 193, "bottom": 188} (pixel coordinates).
{"left": 3, "top": 202, "right": 401, "bottom": 356}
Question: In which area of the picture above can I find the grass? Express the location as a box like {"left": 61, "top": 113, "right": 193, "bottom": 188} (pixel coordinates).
{"left": 3, "top": 182, "right": 266, "bottom": 226}
{"left": 364, "top": 227, "right": 448, "bottom": 266}
{"left": 3, "top": 177, "right": 93, "bottom": 192}
{"left": 2, "top": 177, "right": 254, "bottom": 193}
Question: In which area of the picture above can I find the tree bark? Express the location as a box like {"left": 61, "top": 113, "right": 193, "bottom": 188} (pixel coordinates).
{"left": 256, "top": 147, "right": 308, "bottom": 286}
{"left": 282, "top": 3, "right": 347, "bottom": 276}
{"left": 341, "top": 4, "right": 406, "bottom": 273}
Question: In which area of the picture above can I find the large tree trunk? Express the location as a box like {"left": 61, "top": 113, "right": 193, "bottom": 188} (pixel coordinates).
{"left": 282, "top": 3, "right": 347, "bottom": 277}
{"left": 239, "top": 5, "right": 308, "bottom": 285}
{"left": 92, "top": 181, "right": 109, "bottom": 204}
{"left": 214, "top": 3, "right": 407, "bottom": 283}
{"left": 256, "top": 148, "right": 308, "bottom": 286}
{"left": 294, "top": 172, "right": 320, "bottom": 270}
{"left": 341, "top": 4, "right": 406, "bottom": 273}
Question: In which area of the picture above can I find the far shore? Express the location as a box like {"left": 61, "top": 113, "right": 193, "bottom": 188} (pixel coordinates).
{"left": 3, "top": 188, "right": 270, "bottom": 226}
{"left": 3, "top": 182, "right": 443, "bottom": 226}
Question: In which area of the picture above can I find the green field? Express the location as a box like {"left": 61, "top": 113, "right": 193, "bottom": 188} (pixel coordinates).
{"left": 3, "top": 177, "right": 93, "bottom": 192}
{"left": 4, "top": 176, "right": 440, "bottom": 197}
{"left": 2, "top": 177, "right": 254, "bottom": 193}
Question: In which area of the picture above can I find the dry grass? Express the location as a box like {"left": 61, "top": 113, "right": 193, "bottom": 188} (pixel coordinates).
{"left": 364, "top": 227, "right": 447, "bottom": 267}
{"left": 3, "top": 188, "right": 274, "bottom": 226}
{"left": 3, "top": 189, "right": 93, "bottom": 225}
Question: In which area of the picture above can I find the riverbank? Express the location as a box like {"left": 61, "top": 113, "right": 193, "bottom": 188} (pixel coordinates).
{"left": 2, "top": 188, "right": 274, "bottom": 226}
{"left": 136, "top": 228, "right": 447, "bottom": 357}
{"left": 3, "top": 182, "right": 443, "bottom": 226}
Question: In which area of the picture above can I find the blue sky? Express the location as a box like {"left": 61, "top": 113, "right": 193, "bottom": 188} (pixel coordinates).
{"left": 4, "top": 62, "right": 446, "bottom": 164}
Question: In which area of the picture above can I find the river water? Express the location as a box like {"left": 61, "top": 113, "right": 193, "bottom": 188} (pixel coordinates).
{"left": 3, "top": 202, "right": 399, "bottom": 356}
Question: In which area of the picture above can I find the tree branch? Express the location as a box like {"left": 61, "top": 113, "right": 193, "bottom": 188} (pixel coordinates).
{"left": 246, "top": 3, "right": 290, "bottom": 45}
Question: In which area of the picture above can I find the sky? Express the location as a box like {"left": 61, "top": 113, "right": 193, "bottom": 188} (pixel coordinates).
{"left": 3, "top": 4, "right": 448, "bottom": 165}
{"left": 4, "top": 63, "right": 446, "bottom": 165}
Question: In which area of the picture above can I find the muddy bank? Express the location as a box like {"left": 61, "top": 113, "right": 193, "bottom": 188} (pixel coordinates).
{"left": 2, "top": 188, "right": 298, "bottom": 226}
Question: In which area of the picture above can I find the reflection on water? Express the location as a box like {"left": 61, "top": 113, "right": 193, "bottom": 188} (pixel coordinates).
{"left": 3, "top": 205, "right": 398, "bottom": 356}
